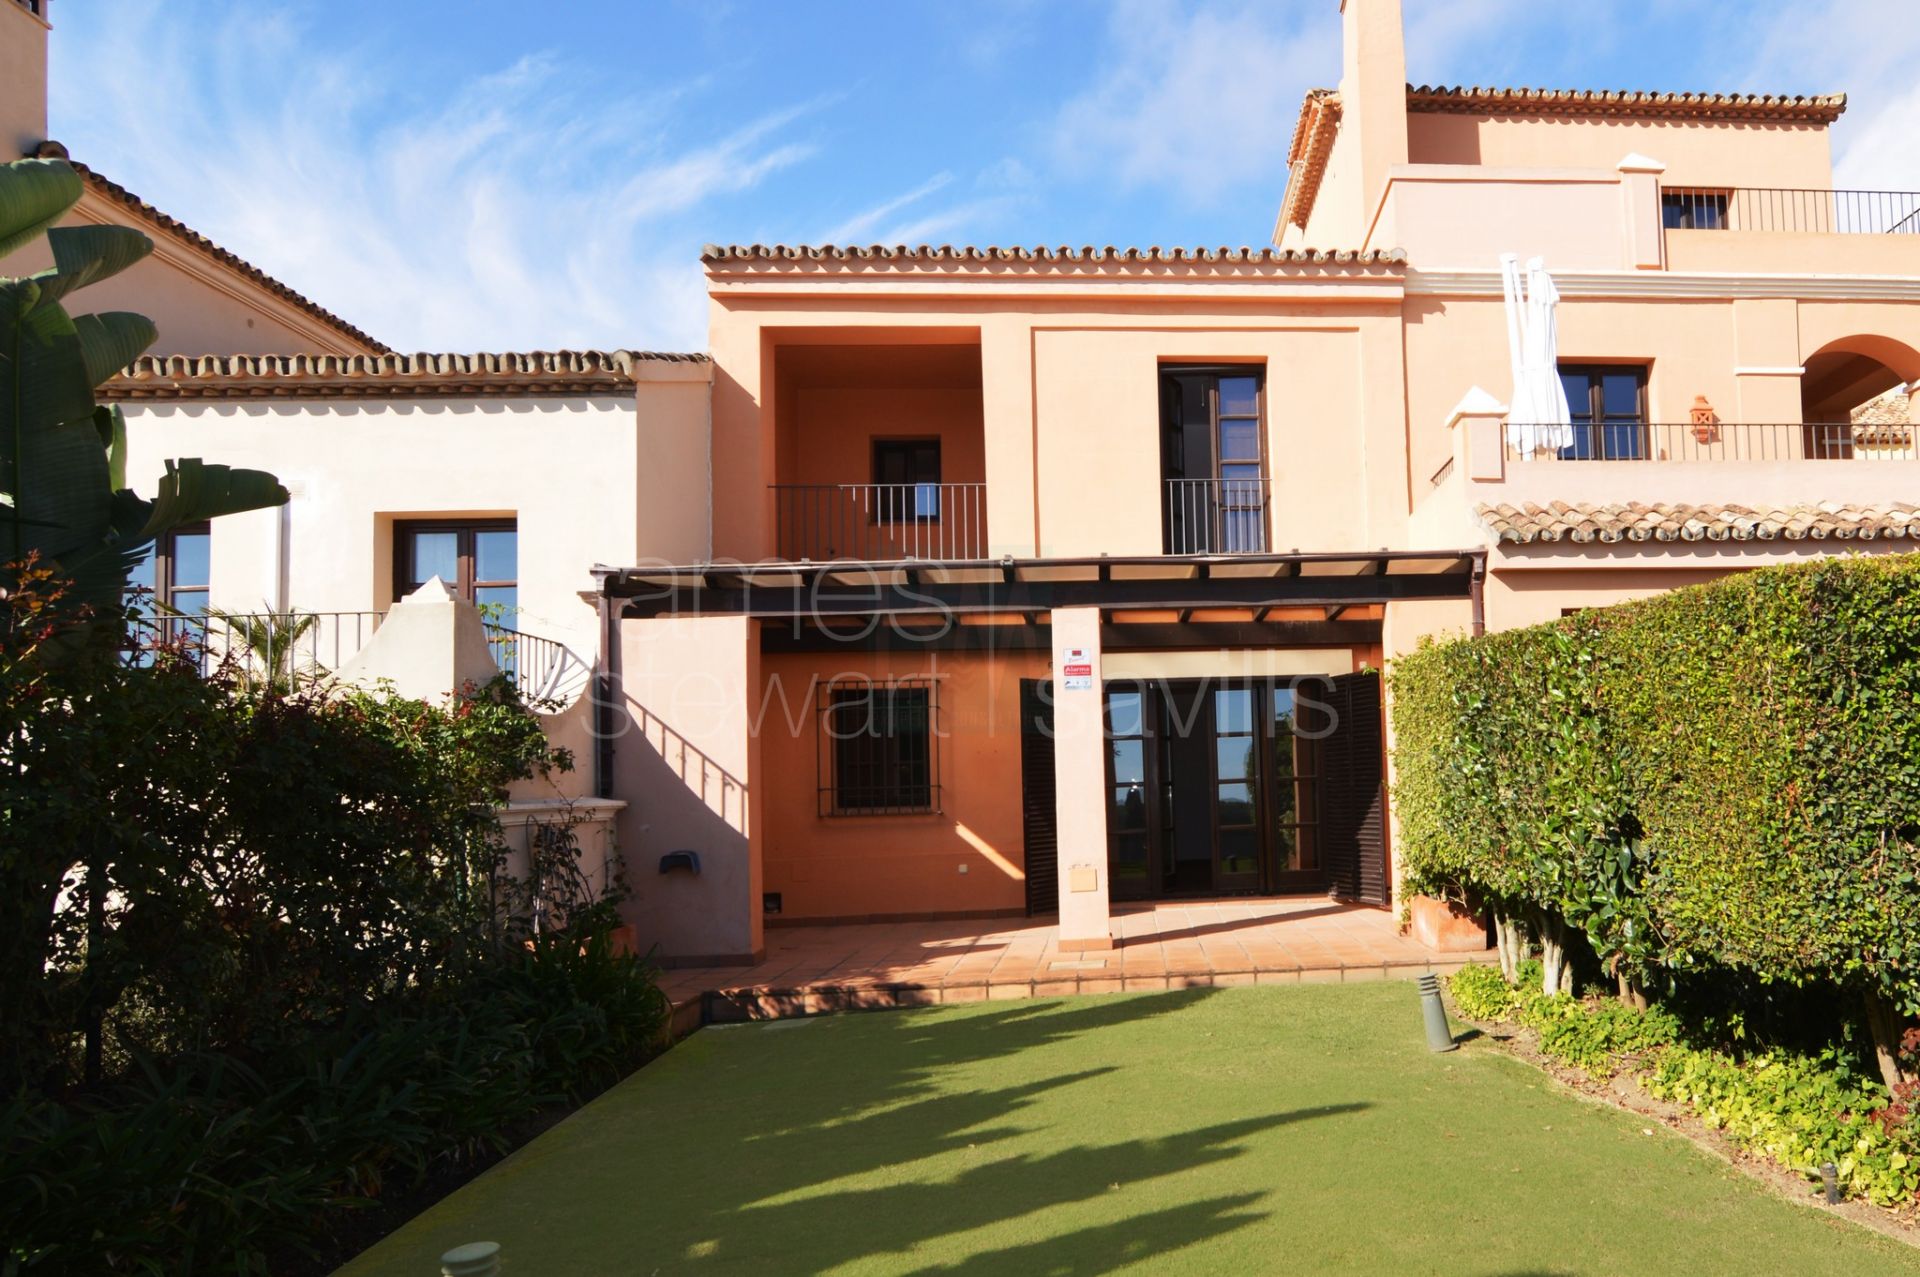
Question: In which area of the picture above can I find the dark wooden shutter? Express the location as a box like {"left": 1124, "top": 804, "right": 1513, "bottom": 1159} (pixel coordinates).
{"left": 1319, "top": 670, "right": 1388, "bottom": 905}
{"left": 1019, "top": 680, "right": 1058, "bottom": 916}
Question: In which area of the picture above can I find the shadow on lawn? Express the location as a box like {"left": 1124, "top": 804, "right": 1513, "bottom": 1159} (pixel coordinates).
{"left": 664, "top": 988, "right": 1370, "bottom": 1275}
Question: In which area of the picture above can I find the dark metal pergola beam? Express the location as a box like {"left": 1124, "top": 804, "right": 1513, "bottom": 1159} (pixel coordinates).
{"left": 757, "top": 619, "right": 1386, "bottom": 654}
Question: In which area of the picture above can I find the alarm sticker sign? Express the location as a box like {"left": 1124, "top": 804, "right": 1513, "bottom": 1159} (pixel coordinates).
{"left": 1060, "top": 646, "right": 1094, "bottom": 692}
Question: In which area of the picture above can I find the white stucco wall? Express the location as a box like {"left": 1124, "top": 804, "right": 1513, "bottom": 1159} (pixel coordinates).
{"left": 120, "top": 392, "right": 652, "bottom": 661}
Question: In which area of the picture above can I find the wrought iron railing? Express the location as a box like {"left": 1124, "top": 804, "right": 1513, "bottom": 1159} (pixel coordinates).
{"left": 128, "top": 608, "right": 590, "bottom": 705}
{"left": 1503, "top": 421, "right": 1919, "bottom": 463}
{"left": 1663, "top": 187, "right": 1920, "bottom": 236}
{"left": 1164, "top": 477, "right": 1272, "bottom": 554}
{"left": 771, "top": 483, "right": 987, "bottom": 561}
{"left": 483, "top": 623, "right": 592, "bottom": 705}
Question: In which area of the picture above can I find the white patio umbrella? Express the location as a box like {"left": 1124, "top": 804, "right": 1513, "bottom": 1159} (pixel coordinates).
{"left": 1501, "top": 253, "right": 1574, "bottom": 456}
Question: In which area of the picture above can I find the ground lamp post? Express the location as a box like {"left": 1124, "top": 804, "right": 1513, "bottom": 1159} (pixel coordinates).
{"left": 1418, "top": 974, "right": 1458, "bottom": 1052}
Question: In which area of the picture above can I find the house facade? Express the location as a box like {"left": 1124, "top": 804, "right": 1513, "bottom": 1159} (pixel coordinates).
{"left": 7, "top": 0, "right": 1918, "bottom": 966}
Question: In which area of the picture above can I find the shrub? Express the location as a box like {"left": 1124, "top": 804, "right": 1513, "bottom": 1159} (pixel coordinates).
{"left": 1450, "top": 967, "right": 1920, "bottom": 1207}
{"left": 0, "top": 937, "right": 668, "bottom": 1274}
{"left": 1647, "top": 1046, "right": 1918, "bottom": 1207}
{"left": 1395, "top": 554, "right": 1920, "bottom": 1077}
{"left": 1448, "top": 963, "right": 1521, "bottom": 1022}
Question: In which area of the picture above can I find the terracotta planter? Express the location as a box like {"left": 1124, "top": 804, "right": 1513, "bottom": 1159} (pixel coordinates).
{"left": 1409, "top": 894, "right": 1491, "bottom": 952}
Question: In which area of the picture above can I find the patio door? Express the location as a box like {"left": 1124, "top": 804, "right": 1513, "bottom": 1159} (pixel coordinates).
{"left": 1103, "top": 679, "right": 1323, "bottom": 899}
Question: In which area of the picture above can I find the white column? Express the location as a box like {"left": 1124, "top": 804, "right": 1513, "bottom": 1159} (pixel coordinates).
{"left": 1050, "top": 606, "right": 1113, "bottom": 950}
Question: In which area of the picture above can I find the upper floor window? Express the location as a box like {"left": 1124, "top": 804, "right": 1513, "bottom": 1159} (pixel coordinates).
{"left": 129, "top": 522, "right": 210, "bottom": 624}
{"left": 396, "top": 519, "right": 517, "bottom": 622}
{"left": 1159, "top": 366, "right": 1269, "bottom": 553}
{"left": 1662, "top": 190, "right": 1729, "bottom": 230}
{"left": 1558, "top": 364, "right": 1649, "bottom": 460}
{"left": 871, "top": 439, "right": 942, "bottom": 521}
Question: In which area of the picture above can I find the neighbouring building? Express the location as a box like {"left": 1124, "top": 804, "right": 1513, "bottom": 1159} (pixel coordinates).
{"left": 6, "top": 0, "right": 1918, "bottom": 966}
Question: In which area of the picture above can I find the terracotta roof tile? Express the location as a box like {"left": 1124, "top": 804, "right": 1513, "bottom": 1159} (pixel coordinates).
{"left": 1279, "top": 83, "right": 1845, "bottom": 232}
{"left": 701, "top": 243, "right": 1404, "bottom": 268}
{"left": 60, "top": 158, "right": 388, "bottom": 354}
{"left": 1407, "top": 85, "right": 1847, "bottom": 124}
{"left": 102, "top": 350, "right": 709, "bottom": 401}
{"left": 1476, "top": 501, "right": 1920, "bottom": 545}
{"left": 1279, "top": 89, "right": 1342, "bottom": 234}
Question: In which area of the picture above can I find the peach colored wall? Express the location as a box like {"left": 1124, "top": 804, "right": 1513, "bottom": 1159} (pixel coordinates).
{"left": 785, "top": 388, "right": 985, "bottom": 486}
{"left": 1406, "top": 113, "right": 1834, "bottom": 191}
{"left": 1369, "top": 168, "right": 1629, "bottom": 268}
{"left": 1, "top": 0, "right": 48, "bottom": 160}
{"left": 1666, "top": 229, "right": 1920, "bottom": 279}
{"left": 756, "top": 646, "right": 1045, "bottom": 921}
{"left": 614, "top": 615, "right": 763, "bottom": 963}
{"left": 707, "top": 285, "right": 1415, "bottom": 566}
{"left": 1402, "top": 288, "right": 1920, "bottom": 512}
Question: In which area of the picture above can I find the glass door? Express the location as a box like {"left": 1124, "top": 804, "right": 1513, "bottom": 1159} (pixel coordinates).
{"left": 1106, "top": 686, "right": 1160, "bottom": 901}
{"left": 1212, "top": 687, "right": 1263, "bottom": 891}
{"left": 1266, "top": 684, "right": 1324, "bottom": 891}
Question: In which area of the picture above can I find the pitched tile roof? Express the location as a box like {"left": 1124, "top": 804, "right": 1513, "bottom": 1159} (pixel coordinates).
{"left": 1406, "top": 85, "right": 1847, "bottom": 124}
{"left": 53, "top": 154, "right": 389, "bottom": 354}
{"left": 1477, "top": 501, "right": 1920, "bottom": 545}
{"left": 1278, "top": 89, "right": 1342, "bottom": 233}
{"left": 102, "top": 350, "right": 710, "bottom": 401}
{"left": 701, "top": 243, "right": 1404, "bottom": 268}
{"left": 1279, "top": 84, "right": 1846, "bottom": 231}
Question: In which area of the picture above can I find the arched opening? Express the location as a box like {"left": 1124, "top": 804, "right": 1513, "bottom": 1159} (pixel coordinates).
{"left": 1800, "top": 335, "right": 1920, "bottom": 459}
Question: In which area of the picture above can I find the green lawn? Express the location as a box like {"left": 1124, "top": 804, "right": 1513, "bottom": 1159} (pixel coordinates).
{"left": 338, "top": 985, "right": 1920, "bottom": 1276}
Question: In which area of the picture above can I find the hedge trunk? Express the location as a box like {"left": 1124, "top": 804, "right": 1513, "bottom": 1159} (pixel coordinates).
{"left": 1863, "top": 990, "right": 1913, "bottom": 1092}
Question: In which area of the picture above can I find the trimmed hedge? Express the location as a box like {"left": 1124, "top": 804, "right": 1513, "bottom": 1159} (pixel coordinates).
{"left": 1394, "top": 554, "right": 1920, "bottom": 1031}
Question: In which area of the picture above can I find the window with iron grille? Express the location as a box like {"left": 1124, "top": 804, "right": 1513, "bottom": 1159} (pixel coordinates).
{"left": 819, "top": 680, "right": 939, "bottom": 815}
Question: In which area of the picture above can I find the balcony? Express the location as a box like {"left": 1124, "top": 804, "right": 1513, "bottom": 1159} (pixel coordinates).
{"left": 1663, "top": 188, "right": 1920, "bottom": 236}
{"left": 1502, "top": 420, "right": 1917, "bottom": 464}
{"left": 771, "top": 482, "right": 988, "bottom": 562}
{"left": 130, "top": 610, "right": 591, "bottom": 704}
{"left": 1663, "top": 186, "right": 1920, "bottom": 275}
{"left": 1163, "top": 477, "right": 1273, "bottom": 555}
{"left": 1417, "top": 402, "right": 1920, "bottom": 557}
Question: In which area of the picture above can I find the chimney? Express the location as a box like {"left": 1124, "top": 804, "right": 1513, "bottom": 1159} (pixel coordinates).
{"left": 2, "top": 0, "right": 51, "bottom": 161}
{"left": 1338, "top": 0, "right": 1409, "bottom": 224}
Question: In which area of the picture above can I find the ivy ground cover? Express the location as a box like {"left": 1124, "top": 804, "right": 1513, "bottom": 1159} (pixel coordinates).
{"left": 340, "top": 985, "right": 1920, "bottom": 1276}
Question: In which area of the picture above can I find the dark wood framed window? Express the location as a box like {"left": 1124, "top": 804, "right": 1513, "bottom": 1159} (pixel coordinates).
{"left": 395, "top": 519, "right": 517, "bottom": 621}
{"left": 129, "top": 521, "right": 210, "bottom": 626}
{"left": 1557, "top": 364, "right": 1649, "bottom": 460}
{"left": 870, "top": 439, "right": 942, "bottom": 522}
{"left": 1661, "top": 189, "right": 1729, "bottom": 230}
{"left": 1158, "top": 366, "right": 1269, "bottom": 553}
{"left": 819, "top": 679, "right": 939, "bottom": 815}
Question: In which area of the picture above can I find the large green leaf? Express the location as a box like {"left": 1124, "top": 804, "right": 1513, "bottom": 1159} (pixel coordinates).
{"left": 71, "top": 312, "right": 157, "bottom": 387}
{"left": 29, "top": 227, "right": 156, "bottom": 313}
{"left": 134, "top": 458, "right": 289, "bottom": 543}
{"left": 0, "top": 159, "right": 83, "bottom": 259}
{"left": 95, "top": 405, "right": 127, "bottom": 491}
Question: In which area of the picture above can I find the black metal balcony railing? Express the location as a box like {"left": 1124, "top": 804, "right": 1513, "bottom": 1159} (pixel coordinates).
{"left": 1164, "top": 477, "right": 1272, "bottom": 554}
{"left": 772, "top": 483, "right": 987, "bottom": 561}
{"left": 128, "top": 609, "right": 589, "bottom": 704}
{"left": 1504, "top": 421, "right": 1919, "bottom": 463}
{"left": 1664, "top": 187, "right": 1920, "bottom": 236}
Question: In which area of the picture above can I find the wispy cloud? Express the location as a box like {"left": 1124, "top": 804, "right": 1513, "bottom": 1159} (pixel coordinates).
{"left": 1735, "top": 0, "right": 1920, "bottom": 189}
{"left": 820, "top": 173, "right": 956, "bottom": 244}
{"left": 46, "top": 2, "right": 818, "bottom": 353}
{"left": 1048, "top": 0, "right": 1333, "bottom": 208}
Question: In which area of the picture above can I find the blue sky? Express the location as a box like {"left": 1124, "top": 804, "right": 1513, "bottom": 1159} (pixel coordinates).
{"left": 46, "top": 0, "right": 1920, "bottom": 353}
